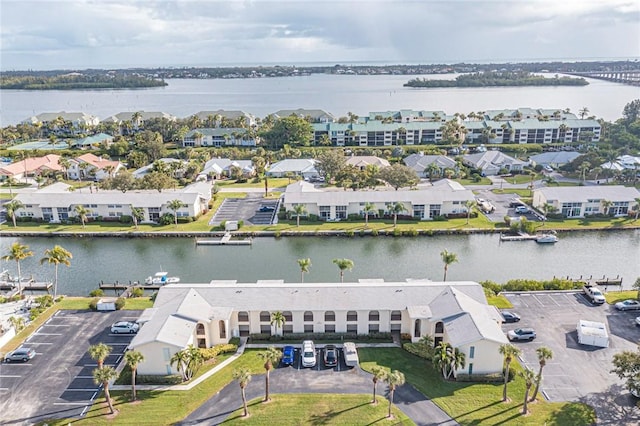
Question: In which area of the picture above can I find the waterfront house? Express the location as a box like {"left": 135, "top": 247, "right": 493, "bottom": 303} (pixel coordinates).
{"left": 345, "top": 155, "right": 390, "bottom": 170}
{"left": 403, "top": 153, "right": 457, "bottom": 178}
{"left": 0, "top": 154, "right": 64, "bottom": 181}
{"left": 533, "top": 186, "right": 640, "bottom": 218}
{"left": 13, "top": 181, "right": 212, "bottom": 223}
{"left": 129, "top": 280, "right": 508, "bottom": 377}
{"left": 281, "top": 178, "right": 474, "bottom": 221}
{"left": 101, "top": 111, "right": 177, "bottom": 128}
{"left": 67, "top": 153, "right": 123, "bottom": 181}
{"left": 182, "top": 128, "right": 258, "bottom": 148}
{"left": 272, "top": 109, "right": 335, "bottom": 123}
{"left": 462, "top": 151, "right": 525, "bottom": 176}
{"left": 266, "top": 159, "right": 319, "bottom": 179}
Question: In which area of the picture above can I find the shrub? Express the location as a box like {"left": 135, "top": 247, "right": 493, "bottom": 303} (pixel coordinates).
{"left": 89, "top": 297, "right": 99, "bottom": 311}
{"left": 115, "top": 297, "right": 126, "bottom": 310}
{"left": 89, "top": 289, "right": 104, "bottom": 297}
{"left": 130, "top": 287, "right": 144, "bottom": 298}
{"left": 371, "top": 229, "right": 379, "bottom": 236}
{"left": 480, "top": 280, "right": 502, "bottom": 295}
{"left": 250, "top": 333, "right": 272, "bottom": 341}
{"left": 36, "top": 294, "right": 53, "bottom": 308}
{"left": 345, "top": 230, "right": 355, "bottom": 237}
{"left": 159, "top": 213, "right": 174, "bottom": 225}
{"left": 119, "top": 215, "right": 133, "bottom": 224}
{"left": 150, "top": 291, "right": 158, "bottom": 302}
{"left": 400, "top": 333, "right": 412, "bottom": 341}
{"left": 137, "top": 374, "right": 183, "bottom": 385}
{"left": 407, "top": 229, "right": 419, "bottom": 237}
{"left": 392, "top": 228, "right": 402, "bottom": 237}
{"left": 403, "top": 343, "right": 434, "bottom": 361}
{"left": 457, "top": 373, "right": 505, "bottom": 383}
{"left": 199, "top": 343, "right": 239, "bottom": 361}
{"left": 229, "top": 337, "right": 241, "bottom": 346}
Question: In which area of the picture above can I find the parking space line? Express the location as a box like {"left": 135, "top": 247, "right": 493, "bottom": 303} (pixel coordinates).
{"left": 42, "top": 324, "right": 71, "bottom": 327}
{"left": 531, "top": 295, "right": 545, "bottom": 306}
{"left": 66, "top": 388, "right": 99, "bottom": 391}
{"left": 0, "top": 387, "right": 9, "bottom": 391}
{"left": 0, "top": 375, "right": 21, "bottom": 378}
{"left": 84, "top": 364, "right": 115, "bottom": 367}
{"left": 33, "top": 333, "right": 62, "bottom": 336}
{"left": 76, "top": 375, "right": 94, "bottom": 379}
{"left": 4, "top": 363, "right": 33, "bottom": 366}
{"left": 53, "top": 402, "right": 91, "bottom": 406}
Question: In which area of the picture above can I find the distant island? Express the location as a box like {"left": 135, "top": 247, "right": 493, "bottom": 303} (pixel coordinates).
{"left": 0, "top": 73, "right": 167, "bottom": 90}
{"left": 404, "top": 71, "right": 589, "bottom": 88}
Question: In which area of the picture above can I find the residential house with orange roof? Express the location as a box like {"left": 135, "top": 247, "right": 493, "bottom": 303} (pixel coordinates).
{"left": 68, "top": 153, "right": 123, "bottom": 181}
{"left": 0, "top": 154, "right": 63, "bottom": 180}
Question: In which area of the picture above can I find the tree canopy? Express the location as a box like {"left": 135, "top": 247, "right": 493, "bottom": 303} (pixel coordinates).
{"left": 376, "top": 164, "right": 419, "bottom": 190}
{"left": 260, "top": 115, "right": 313, "bottom": 149}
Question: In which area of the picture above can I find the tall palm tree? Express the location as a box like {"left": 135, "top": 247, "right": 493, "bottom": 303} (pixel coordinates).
{"left": 579, "top": 107, "right": 589, "bottom": 119}
{"left": 5, "top": 200, "right": 24, "bottom": 228}
{"left": 297, "top": 258, "right": 311, "bottom": 283}
{"left": 520, "top": 367, "right": 538, "bottom": 415}
{"left": 124, "top": 350, "right": 145, "bottom": 401}
{"left": 332, "top": 258, "right": 354, "bottom": 283}
{"left": 93, "top": 366, "right": 119, "bottom": 414}
{"left": 370, "top": 366, "right": 387, "bottom": 404}
{"left": 171, "top": 349, "right": 190, "bottom": 381}
{"left": 88, "top": 343, "right": 112, "bottom": 369}
{"left": 601, "top": 199, "right": 613, "bottom": 216}
{"left": 465, "top": 200, "right": 475, "bottom": 225}
{"left": 530, "top": 346, "right": 553, "bottom": 402}
{"left": 292, "top": 204, "right": 307, "bottom": 227}
{"left": 167, "top": 199, "right": 183, "bottom": 228}
{"left": 389, "top": 202, "right": 406, "bottom": 227}
{"left": 40, "top": 245, "right": 72, "bottom": 299}
{"left": 2, "top": 242, "right": 33, "bottom": 280}
{"left": 131, "top": 207, "right": 144, "bottom": 230}
{"left": 384, "top": 370, "right": 405, "bottom": 418}
{"left": 74, "top": 205, "right": 91, "bottom": 228}
{"left": 232, "top": 367, "right": 252, "bottom": 417}
{"left": 579, "top": 161, "right": 591, "bottom": 182}
{"left": 270, "top": 311, "right": 286, "bottom": 336}
{"left": 258, "top": 347, "right": 282, "bottom": 402}
{"left": 432, "top": 342, "right": 453, "bottom": 378}
{"left": 363, "top": 202, "right": 376, "bottom": 226}
{"left": 449, "top": 347, "right": 466, "bottom": 379}
{"left": 633, "top": 197, "right": 640, "bottom": 222}
{"left": 499, "top": 343, "right": 522, "bottom": 402}
{"left": 440, "top": 249, "right": 458, "bottom": 281}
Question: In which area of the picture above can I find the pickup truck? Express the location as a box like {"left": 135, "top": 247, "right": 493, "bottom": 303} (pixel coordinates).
{"left": 583, "top": 284, "right": 606, "bottom": 305}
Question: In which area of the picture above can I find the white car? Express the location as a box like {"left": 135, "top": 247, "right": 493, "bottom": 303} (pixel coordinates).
{"left": 515, "top": 206, "right": 529, "bottom": 214}
{"left": 615, "top": 300, "right": 640, "bottom": 311}
{"left": 111, "top": 321, "right": 139, "bottom": 334}
{"left": 301, "top": 340, "right": 316, "bottom": 368}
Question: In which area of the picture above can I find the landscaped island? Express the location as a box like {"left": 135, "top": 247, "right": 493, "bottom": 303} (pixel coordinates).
{"left": 404, "top": 71, "right": 589, "bottom": 88}
{"left": 0, "top": 74, "right": 167, "bottom": 90}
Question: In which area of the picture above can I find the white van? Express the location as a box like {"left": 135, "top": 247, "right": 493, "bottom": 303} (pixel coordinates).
{"left": 301, "top": 340, "right": 316, "bottom": 367}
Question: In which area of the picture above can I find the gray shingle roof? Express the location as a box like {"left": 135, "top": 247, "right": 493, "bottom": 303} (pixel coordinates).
{"left": 534, "top": 186, "right": 640, "bottom": 203}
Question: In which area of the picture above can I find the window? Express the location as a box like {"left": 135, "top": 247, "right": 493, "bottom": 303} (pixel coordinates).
{"left": 196, "top": 323, "right": 205, "bottom": 335}
{"left": 219, "top": 321, "right": 226, "bottom": 339}
{"left": 163, "top": 348, "right": 171, "bottom": 362}
{"left": 368, "top": 324, "right": 380, "bottom": 333}
{"left": 435, "top": 321, "right": 444, "bottom": 334}
{"left": 336, "top": 205, "right": 347, "bottom": 219}
{"left": 325, "top": 324, "right": 335, "bottom": 333}
{"left": 347, "top": 324, "right": 358, "bottom": 333}
{"left": 391, "top": 310, "right": 402, "bottom": 321}
{"left": 468, "top": 363, "right": 473, "bottom": 375}
{"left": 368, "top": 311, "right": 379, "bottom": 321}
{"left": 239, "top": 325, "right": 250, "bottom": 336}
{"left": 347, "top": 311, "right": 358, "bottom": 322}
{"left": 283, "top": 311, "right": 293, "bottom": 322}
{"left": 434, "top": 336, "right": 443, "bottom": 346}
{"left": 319, "top": 206, "right": 330, "bottom": 220}
{"left": 469, "top": 346, "right": 475, "bottom": 359}
{"left": 325, "top": 311, "right": 335, "bottom": 322}
{"left": 414, "top": 319, "right": 421, "bottom": 338}
{"left": 238, "top": 311, "right": 249, "bottom": 322}
{"left": 429, "top": 204, "right": 441, "bottom": 218}
{"left": 283, "top": 324, "right": 293, "bottom": 334}
{"left": 304, "top": 311, "right": 313, "bottom": 322}
{"left": 260, "top": 311, "right": 270, "bottom": 322}
{"left": 260, "top": 325, "right": 271, "bottom": 334}
{"left": 391, "top": 323, "right": 401, "bottom": 331}
{"left": 304, "top": 324, "right": 314, "bottom": 333}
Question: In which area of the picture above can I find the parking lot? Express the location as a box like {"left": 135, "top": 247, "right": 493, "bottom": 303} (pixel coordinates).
{"left": 503, "top": 291, "right": 640, "bottom": 421}
{"left": 0, "top": 310, "right": 139, "bottom": 425}
{"left": 209, "top": 194, "right": 279, "bottom": 226}
{"left": 281, "top": 345, "right": 352, "bottom": 372}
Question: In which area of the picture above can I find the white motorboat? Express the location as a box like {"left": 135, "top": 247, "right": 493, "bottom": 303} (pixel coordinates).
{"left": 535, "top": 234, "right": 559, "bottom": 244}
{"left": 145, "top": 272, "right": 180, "bottom": 285}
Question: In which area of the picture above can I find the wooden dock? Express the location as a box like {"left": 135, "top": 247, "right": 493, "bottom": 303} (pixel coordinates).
{"left": 99, "top": 281, "right": 164, "bottom": 291}
{"left": 0, "top": 281, "right": 53, "bottom": 292}
{"left": 196, "top": 232, "right": 252, "bottom": 246}
{"left": 555, "top": 275, "right": 623, "bottom": 286}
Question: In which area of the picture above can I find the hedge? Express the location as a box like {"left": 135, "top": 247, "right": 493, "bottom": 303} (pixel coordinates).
{"left": 249, "top": 332, "right": 392, "bottom": 342}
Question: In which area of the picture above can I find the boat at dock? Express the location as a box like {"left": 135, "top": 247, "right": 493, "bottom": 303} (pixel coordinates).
{"left": 535, "top": 234, "right": 559, "bottom": 244}
{"left": 195, "top": 232, "right": 252, "bottom": 246}
{"left": 145, "top": 272, "right": 180, "bottom": 285}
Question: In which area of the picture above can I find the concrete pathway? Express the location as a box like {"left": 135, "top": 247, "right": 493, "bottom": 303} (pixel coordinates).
{"left": 179, "top": 366, "right": 458, "bottom": 426}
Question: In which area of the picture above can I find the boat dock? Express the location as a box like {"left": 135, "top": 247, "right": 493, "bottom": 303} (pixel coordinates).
{"left": 196, "top": 232, "right": 252, "bottom": 246}
{"left": 555, "top": 275, "right": 623, "bottom": 287}
{"left": 99, "top": 281, "right": 164, "bottom": 291}
{"left": 0, "top": 281, "right": 53, "bottom": 292}
{"left": 500, "top": 233, "right": 538, "bottom": 241}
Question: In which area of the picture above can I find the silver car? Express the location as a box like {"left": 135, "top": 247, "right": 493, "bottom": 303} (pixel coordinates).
{"left": 4, "top": 348, "right": 36, "bottom": 362}
{"left": 111, "top": 321, "right": 139, "bottom": 334}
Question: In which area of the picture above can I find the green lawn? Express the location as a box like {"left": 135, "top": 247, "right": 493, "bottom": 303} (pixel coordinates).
{"left": 455, "top": 177, "right": 492, "bottom": 186}
{"left": 491, "top": 189, "right": 533, "bottom": 197}
{"left": 605, "top": 290, "right": 638, "bottom": 305}
{"left": 359, "top": 348, "right": 595, "bottom": 426}
{"left": 487, "top": 295, "right": 514, "bottom": 309}
{"left": 225, "top": 394, "right": 413, "bottom": 425}
{"left": 216, "top": 178, "right": 290, "bottom": 189}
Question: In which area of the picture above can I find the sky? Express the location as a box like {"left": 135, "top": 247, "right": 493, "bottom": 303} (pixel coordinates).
{"left": 1, "top": 0, "right": 639, "bottom": 70}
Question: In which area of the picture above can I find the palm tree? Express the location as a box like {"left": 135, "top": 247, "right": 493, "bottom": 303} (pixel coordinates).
{"left": 131, "top": 207, "right": 144, "bottom": 230}
{"left": 332, "top": 258, "right": 354, "bottom": 283}
{"left": 2, "top": 242, "right": 33, "bottom": 280}
{"left": 370, "top": 366, "right": 387, "bottom": 404}
{"left": 40, "top": 245, "right": 72, "bottom": 299}
{"left": 449, "top": 347, "right": 466, "bottom": 379}
{"left": 74, "top": 205, "right": 91, "bottom": 228}
{"left": 270, "top": 311, "right": 286, "bottom": 336}
{"left": 499, "top": 343, "right": 522, "bottom": 402}
{"left": 5, "top": 200, "right": 24, "bottom": 228}
{"left": 432, "top": 342, "right": 453, "bottom": 378}
{"left": 171, "top": 349, "right": 190, "bottom": 381}
{"left": 579, "top": 107, "right": 589, "bottom": 119}
{"left": 167, "top": 199, "right": 183, "bottom": 228}
{"left": 93, "top": 366, "right": 119, "bottom": 414}
{"left": 258, "top": 347, "right": 282, "bottom": 402}
{"left": 440, "top": 249, "right": 458, "bottom": 281}
{"left": 579, "top": 161, "right": 591, "bottom": 182}
{"left": 8, "top": 316, "right": 25, "bottom": 332}
{"left": 465, "top": 200, "right": 475, "bottom": 225}
{"left": 124, "top": 350, "right": 145, "bottom": 401}
{"left": 297, "top": 258, "right": 311, "bottom": 283}
{"left": 88, "top": 343, "right": 112, "bottom": 369}
{"left": 633, "top": 197, "right": 640, "bottom": 222}
{"left": 389, "top": 202, "right": 406, "bottom": 227}
{"left": 232, "top": 367, "right": 252, "bottom": 417}
{"left": 520, "top": 367, "right": 538, "bottom": 415}
{"left": 530, "top": 346, "right": 553, "bottom": 402}
{"left": 601, "top": 199, "right": 613, "bottom": 216}
{"left": 292, "top": 204, "right": 307, "bottom": 227}
{"left": 384, "top": 370, "right": 405, "bottom": 418}
{"left": 363, "top": 202, "right": 376, "bottom": 227}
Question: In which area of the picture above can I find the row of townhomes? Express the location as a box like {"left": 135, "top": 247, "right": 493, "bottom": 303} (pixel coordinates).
{"left": 130, "top": 280, "right": 508, "bottom": 377}
{"left": 12, "top": 181, "right": 212, "bottom": 223}
{"left": 533, "top": 186, "right": 640, "bottom": 218}
{"left": 282, "top": 179, "right": 475, "bottom": 221}
{"left": 20, "top": 107, "right": 601, "bottom": 147}
{"left": 0, "top": 153, "right": 123, "bottom": 181}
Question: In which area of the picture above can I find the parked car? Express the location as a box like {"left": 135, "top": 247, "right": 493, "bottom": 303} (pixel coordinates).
{"left": 301, "top": 340, "right": 316, "bottom": 368}
{"left": 110, "top": 321, "right": 139, "bottom": 334}
{"left": 282, "top": 345, "right": 295, "bottom": 366}
{"left": 515, "top": 206, "right": 529, "bottom": 214}
{"left": 324, "top": 344, "right": 338, "bottom": 367}
{"left": 4, "top": 347, "right": 36, "bottom": 362}
{"left": 615, "top": 300, "right": 640, "bottom": 311}
{"left": 507, "top": 328, "right": 536, "bottom": 342}
{"left": 501, "top": 311, "right": 521, "bottom": 323}
{"left": 636, "top": 317, "right": 640, "bottom": 327}
{"left": 258, "top": 205, "right": 275, "bottom": 212}
{"left": 509, "top": 198, "right": 523, "bottom": 208}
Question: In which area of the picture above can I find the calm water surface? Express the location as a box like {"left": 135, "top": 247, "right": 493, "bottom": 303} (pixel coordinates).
{"left": 1, "top": 232, "right": 638, "bottom": 296}
{"left": 2, "top": 73, "right": 638, "bottom": 126}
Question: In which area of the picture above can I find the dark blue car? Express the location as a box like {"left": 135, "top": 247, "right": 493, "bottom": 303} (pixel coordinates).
{"left": 282, "top": 345, "right": 295, "bottom": 365}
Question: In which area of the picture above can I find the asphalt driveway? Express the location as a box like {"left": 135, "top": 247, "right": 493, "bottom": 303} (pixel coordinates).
{"left": 503, "top": 291, "right": 640, "bottom": 424}
{"left": 0, "top": 309, "right": 139, "bottom": 425}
